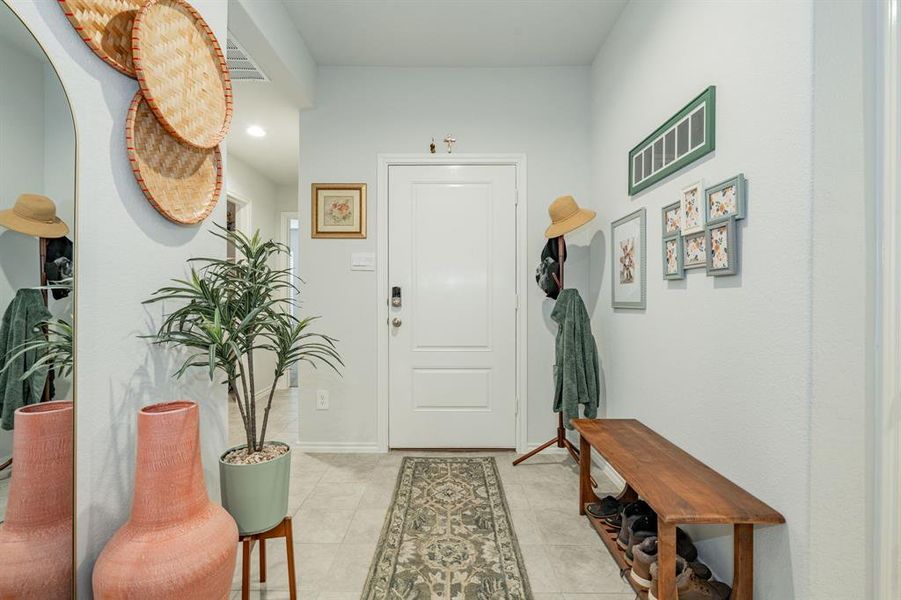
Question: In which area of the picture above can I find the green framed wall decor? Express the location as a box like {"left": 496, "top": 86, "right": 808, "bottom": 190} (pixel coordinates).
{"left": 628, "top": 86, "right": 716, "bottom": 195}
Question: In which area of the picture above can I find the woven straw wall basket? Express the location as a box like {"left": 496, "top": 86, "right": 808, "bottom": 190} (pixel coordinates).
{"left": 126, "top": 92, "right": 222, "bottom": 225}
{"left": 58, "top": 0, "right": 147, "bottom": 77}
{"left": 132, "top": 0, "right": 232, "bottom": 149}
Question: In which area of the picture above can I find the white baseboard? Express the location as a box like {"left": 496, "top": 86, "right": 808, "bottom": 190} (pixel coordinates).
{"left": 523, "top": 443, "right": 568, "bottom": 454}
{"left": 590, "top": 448, "right": 626, "bottom": 489}
{"left": 293, "top": 441, "right": 383, "bottom": 453}
{"left": 254, "top": 385, "right": 272, "bottom": 401}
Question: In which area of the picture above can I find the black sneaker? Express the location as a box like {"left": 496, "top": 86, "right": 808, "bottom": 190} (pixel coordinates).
{"left": 586, "top": 495, "right": 622, "bottom": 519}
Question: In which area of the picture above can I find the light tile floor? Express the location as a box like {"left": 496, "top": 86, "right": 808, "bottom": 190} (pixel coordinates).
{"left": 230, "top": 391, "right": 634, "bottom": 599}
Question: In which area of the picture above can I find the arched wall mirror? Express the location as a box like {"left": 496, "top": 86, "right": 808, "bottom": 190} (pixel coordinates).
{"left": 0, "top": 0, "right": 76, "bottom": 596}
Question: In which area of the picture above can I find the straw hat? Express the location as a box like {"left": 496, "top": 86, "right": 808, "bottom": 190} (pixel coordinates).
{"left": 0, "top": 194, "right": 69, "bottom": 238}
{"left": 545, "top": 195, "right": 596, "bottom": 238}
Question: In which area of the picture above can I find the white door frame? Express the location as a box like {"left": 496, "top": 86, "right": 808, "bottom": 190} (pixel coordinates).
{"left": 875, "top": 0, "right": 900, "bottom": 596}
{"left": 227, "top": 192, "right": 252, "bottom": 235}
{"left": 376, "top": 154, "right": 528, "bottom": 452}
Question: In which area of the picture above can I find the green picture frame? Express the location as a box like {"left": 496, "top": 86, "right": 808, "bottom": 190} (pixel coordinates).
{"left": 705, "top": 216, "right": 739, "bottom": 276}
{"left": 628, "top": 86, "right": 716, "bottom": 195}
{"left": 662, "top": 234, "right": 684, "bottom": 280}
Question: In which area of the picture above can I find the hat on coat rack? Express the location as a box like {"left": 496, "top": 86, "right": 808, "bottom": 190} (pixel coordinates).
{"left": 0, "top": 194, "right": 69, "bottom": 238}
{"left": 544, "top": 195, "right": 596, "bottom": 238}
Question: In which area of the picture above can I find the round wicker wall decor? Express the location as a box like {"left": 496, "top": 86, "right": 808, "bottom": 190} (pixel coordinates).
{"left": 57, "top": 0, "right": 147, "bottom": 77}
{"left": 126, "top": 92, "right": 222, "bottom": 225}
{"left": 132, "top": 0, "right": 232, "bottom": 150}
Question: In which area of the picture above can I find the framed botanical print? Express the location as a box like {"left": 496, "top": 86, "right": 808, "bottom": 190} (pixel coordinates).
{"left": 662, "top": 234, "right": 684, "bottom": 280}
{"left": 680, "top": 181, "right": 704, "bottom": 234}
{"left": 611, "top": 208, "right": 646, "bottom": 309}
{"left": 311, "top": 183, "right": 367, "bottom": 238}
{"left": 683, "top": 230, "right": 706, "bottom": 270}
{"left": 705, "top": 174, "right": 747, "bottom": 223}
{"left": 661, "top": 200, "right": 681, "bottom": 236}
{"left": 705, "top": 216, "right": 739, "bottom": 276}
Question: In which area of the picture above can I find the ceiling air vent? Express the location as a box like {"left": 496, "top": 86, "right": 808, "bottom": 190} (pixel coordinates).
{"left": 226, "top": 33, "right": 269, "bottom": 82}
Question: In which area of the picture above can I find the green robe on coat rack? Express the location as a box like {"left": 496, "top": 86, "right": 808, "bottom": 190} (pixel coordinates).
{"left": 0, "top": 288, "right": 51, "bottom": 430}
{"left": 551, "top": 288, "right": 600, "bottom": 429}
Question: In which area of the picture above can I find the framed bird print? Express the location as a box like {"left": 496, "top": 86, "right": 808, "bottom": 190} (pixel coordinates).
{"left": 311, "top": 183, "right": 367, "bottom": 238}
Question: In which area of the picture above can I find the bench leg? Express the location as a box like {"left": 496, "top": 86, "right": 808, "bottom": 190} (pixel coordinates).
{"left": 657, "top": 521, "right": 677, "bottom": 600}
{"left": 579, "top": 434, "right": 599, "bottom": 514}
{"left": 733, "top": 524, "right": 754, "bottom": 600}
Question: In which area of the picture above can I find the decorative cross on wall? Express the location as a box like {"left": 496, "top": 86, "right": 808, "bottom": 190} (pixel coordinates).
{"left": 443, "top": 134, "right": 456, "bottom": 153}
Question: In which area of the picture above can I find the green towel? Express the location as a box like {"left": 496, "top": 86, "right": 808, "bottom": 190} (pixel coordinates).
{"left": 0, "top": 289, "right": 51, "bottom": 429}
{"left": 551, "top": 288, "right": 599, "bottom": 429}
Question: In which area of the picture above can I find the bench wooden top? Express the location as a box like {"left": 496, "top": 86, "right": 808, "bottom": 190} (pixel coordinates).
{"left": 572, "top": 418, "right": 785, "bottom": 525}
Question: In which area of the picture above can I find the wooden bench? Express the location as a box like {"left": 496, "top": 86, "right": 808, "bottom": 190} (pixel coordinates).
{"left": 572, "top": 419, "right": 784, "bottom": 600}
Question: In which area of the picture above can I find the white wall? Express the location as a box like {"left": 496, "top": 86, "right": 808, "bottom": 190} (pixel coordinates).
{"left": 298, "top": 66, "right": 593, "bottom": 450}
{"left": 589, "top": 1, "right": 869, "bottom": 598}
{"left": 226, "top": 154, "right": 298, "bottom": 398}
{"left": 5, "top": 2, "right": 230, "bottom": 598}
{"left": 43, "top": 63, "right": 76, "bottom": 400}
{"left": 0, "top": 40, "right": 45, "bottom": 315}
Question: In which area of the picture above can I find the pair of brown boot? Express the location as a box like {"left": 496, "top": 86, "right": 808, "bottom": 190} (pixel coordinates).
{"left": 647, "top": 555, "right": 731, "bottom": 600}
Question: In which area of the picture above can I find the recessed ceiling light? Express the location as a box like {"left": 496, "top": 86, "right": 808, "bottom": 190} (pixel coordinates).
{"left": 246, "top": 125, "right": 266, "bottom": 138}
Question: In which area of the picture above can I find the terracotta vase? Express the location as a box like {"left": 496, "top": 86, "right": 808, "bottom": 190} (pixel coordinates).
{"left": 93, "top": 401, "right": 238, "bottom": 599}
{"left": 0, "top": 400, "right": 73, "bottom": 600}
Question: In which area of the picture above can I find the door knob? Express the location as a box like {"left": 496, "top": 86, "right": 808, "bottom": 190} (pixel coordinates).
{"left": 392, "top": 317, "right": 402, "bottom": 328}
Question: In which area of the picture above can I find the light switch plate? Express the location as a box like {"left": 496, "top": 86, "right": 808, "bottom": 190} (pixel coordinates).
{"left": 350, "top": 252, "right": 376, "bottom": 271}
{"left": 316, "top": 390, "right": 329, "bottom": 410}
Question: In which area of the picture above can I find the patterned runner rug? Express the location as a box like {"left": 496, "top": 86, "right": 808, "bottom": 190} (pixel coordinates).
{"left": 362, "top": 456, "right": 531, "bottom": 599}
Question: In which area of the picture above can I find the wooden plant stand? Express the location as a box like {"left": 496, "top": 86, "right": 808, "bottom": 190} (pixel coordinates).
{"left": 240, "top": 516, "right": 296, "bottom": 600}
{"left": 572, "top": 419, "right": 785, "bottom": 600}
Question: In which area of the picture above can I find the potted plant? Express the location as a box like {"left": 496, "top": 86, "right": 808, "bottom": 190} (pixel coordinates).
{"left": 144, "top": 226, "right": 341, "bottom": 534}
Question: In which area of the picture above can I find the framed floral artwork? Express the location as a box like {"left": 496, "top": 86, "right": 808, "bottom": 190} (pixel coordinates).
{"left": 705, "top": 216, "right": 738, "bottom": 276}
{"left": 661, "top": 201, "right": 681, "bottom": 236}
{"left": 611, "top": 208, "right": 646, "bottom": 309}
{"left": 683, "top": 230, "right": 706, "bottom": 270}
{"left": 662, "top": 234, "right": 684, "bottom": 280}
{"left": 680, "top": 181, "right": 704, "bottom": 234}
{"left": 311, "top": 183, "right": 367, "bottom": 238}
{"left": 705, "top": 174, "right": 747, "bottom": 223}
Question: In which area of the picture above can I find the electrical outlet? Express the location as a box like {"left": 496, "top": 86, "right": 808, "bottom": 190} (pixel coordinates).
{"left": 316, "top": 390, "right": 329, "bottom": 410}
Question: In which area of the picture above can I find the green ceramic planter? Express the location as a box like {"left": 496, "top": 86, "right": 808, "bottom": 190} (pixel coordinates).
{"left": 219, "top": 442, "right": 291, "bottom": 535}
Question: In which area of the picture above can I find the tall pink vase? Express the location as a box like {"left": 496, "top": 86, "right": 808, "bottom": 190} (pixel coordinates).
{"left": 0, "top": 400, "right": 74, "bottom": 600}
{"left": 93, "top": 401, "right": 238, "bottom": 599}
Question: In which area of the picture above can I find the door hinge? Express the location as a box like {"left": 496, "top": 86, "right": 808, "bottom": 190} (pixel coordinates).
{"left": 514, "top": 190, "right": 519, "bottom": 206}
{"left": 514, "top": 294, "right": 520, "bottom": 311}
{"left": 515, "top": 398, "right": 520, "bottom": 416}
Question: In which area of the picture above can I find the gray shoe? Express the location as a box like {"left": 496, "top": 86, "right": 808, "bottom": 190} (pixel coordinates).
{"left": 615, "top": 500, "right": 653, "bottom": 550}
{"left": 625, "top": 513, "right": 657, "bottom": 564}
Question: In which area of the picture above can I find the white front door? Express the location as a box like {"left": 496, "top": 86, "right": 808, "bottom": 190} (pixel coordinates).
{"left": 388, "top": 164, "right": 517, "bottom": 448}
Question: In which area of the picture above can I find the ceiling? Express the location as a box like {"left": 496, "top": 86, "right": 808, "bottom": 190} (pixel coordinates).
{"left": 229, "top": 82, "right": 300, "bottom": 186}
{"left": 283, "top": 0, "right": 628, "bottom": 67}
{"left": 228, "top": 0, "right": 628, "bottom": 185}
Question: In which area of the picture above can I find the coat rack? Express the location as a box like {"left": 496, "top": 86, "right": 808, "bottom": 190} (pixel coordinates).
{"left": 513, "top": 235, "right": 597, "bottom": 487}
